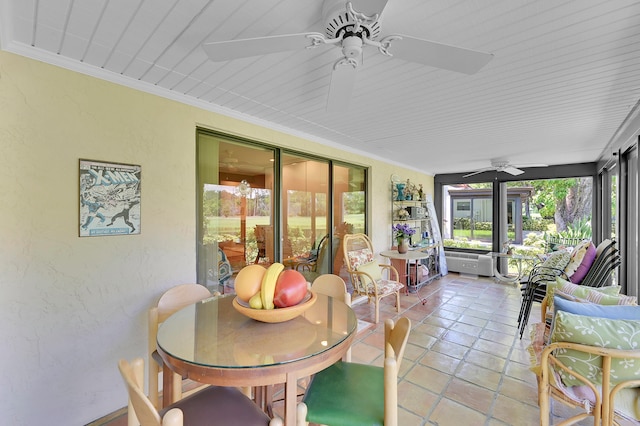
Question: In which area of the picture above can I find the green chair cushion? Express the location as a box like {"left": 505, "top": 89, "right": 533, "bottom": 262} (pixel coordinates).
{"left": 303, "top": 361, "right": 384, "bottom": 426}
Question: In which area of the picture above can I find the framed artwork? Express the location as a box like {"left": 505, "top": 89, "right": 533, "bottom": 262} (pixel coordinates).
{"left": 79, "top": 159, "right": 141, "bottom": 237}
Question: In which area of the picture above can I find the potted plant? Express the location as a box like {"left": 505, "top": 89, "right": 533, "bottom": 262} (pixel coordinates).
{"left": 393, "top": 223, "right": 416, "bottom": 254}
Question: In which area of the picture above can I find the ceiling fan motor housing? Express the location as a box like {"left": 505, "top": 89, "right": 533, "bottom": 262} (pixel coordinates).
{"left": 322, "top": 0, "right": 381, "bottom": 40}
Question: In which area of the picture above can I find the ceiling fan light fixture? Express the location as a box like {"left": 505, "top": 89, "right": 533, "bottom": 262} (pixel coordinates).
{"left": 341, "top": 35, "right": 363, "bottom": 59}
{"left": 236, "top": 179, "right": 251, "bottom": 198}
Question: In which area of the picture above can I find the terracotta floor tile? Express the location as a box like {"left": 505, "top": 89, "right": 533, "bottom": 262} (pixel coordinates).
{"left": 406, "top": 364, "right": 452, "bottom": 394}
{"left": 431, "top": 339, "right": 470, "bottom": 360}
{"left": 423, "top": 315, "right": 454, "bottom": 329}
{"left": 499, "top": 375, "right": 539, "bottom": 407}
{"left": 429, "top": 397, "right": 488, "bottom": 425}
{"left": 455, "top": 362, "right": 503, "bottom": 392}
{"left": 491, "top": 394, "right": 541, "bottom": 425}
{"left": 403, "top": 341, "right": 428, "bottom": 362}
{"left": 441, "top": 329, "right": 478, "bottom": 347}
{"left": 414, "top": 322, "right": 447, "bottom": 338}
{"left": 465, "top": 348, "right": 506, "bottom": 372}
{"left": 457, "top": 314, "right": 489, "bottom": 327}
{"left": 480, "top": 327, "right": 516, "bottom": 346}
{"left": 473, "top": 338, "right": 512, "bottom": 358}
{"left": 407, "top": 329, "right": 439, "bottom": 349}
{"left": 444, "top": 377, "right": 496, "bottom": 413}
{"left": 397, "top": 380, "right": 439, "bottom": 418}
{"left": 419, "top": 350, "right": 460, "bottom": 374}
{"left": 450, "top": 321, "right": 484, "bottom": 337}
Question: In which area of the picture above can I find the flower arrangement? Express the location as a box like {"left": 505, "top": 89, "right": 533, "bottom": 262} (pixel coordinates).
{"left": 393, "top": 223, "right": 416, "bottom": 241}
{"left": 397, "top": 208, "right": 409, "bottom": 220}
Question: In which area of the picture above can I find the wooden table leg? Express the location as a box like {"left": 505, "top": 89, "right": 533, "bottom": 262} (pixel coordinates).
{"left": 284, "top": 372, "right": 297, "bottom": 426}
{"left": 162, "top": 364, "right": 174, "bottom": 408}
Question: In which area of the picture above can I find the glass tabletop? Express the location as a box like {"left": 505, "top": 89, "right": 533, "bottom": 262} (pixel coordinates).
{"left": 157, "top": 293, "right": 357, "bottom": 369}
{"left": 489, "top": 252, "right": 536, "bottom": 260}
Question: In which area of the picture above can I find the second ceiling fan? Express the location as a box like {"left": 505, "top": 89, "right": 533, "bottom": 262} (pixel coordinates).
{"left": 203, "top": 0, "right": 494, "bottom": 111}
{"left": 463, "top": 160, "right": 548, "bottom": 178}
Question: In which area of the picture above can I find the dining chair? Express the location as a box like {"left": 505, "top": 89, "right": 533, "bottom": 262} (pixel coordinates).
{"left": 342, "top": 233, "right": 403, "bottom": 323}
{"left": 148, "top": 283, "right": 214, "bottom": 409}
{"left": 311, "top": 274, "right": 352, "bottom": 361}
{"left": 276, "top": 273, "right": 353, "bottom": 404}
{"left": 299, "top": 317, "right": 411, "bottom": 426}
{"left": 119, "top": 358, "right": 283, "bottom": 426}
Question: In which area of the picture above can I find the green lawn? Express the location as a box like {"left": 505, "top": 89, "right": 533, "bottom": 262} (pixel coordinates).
{"left": 452, "top": 229, "right": 515, "bottom": 241}
{"left": 205, "top": 214, "right": 365, "bottom": 238}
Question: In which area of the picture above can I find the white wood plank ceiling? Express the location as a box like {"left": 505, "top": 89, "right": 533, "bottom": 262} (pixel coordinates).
{"left": 2, "top": 0, "right": 639, "bottom": 175}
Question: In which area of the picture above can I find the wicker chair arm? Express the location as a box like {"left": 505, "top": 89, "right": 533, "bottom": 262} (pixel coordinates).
{"left": 378, "top": 263, "right": 400, "bottom": 281}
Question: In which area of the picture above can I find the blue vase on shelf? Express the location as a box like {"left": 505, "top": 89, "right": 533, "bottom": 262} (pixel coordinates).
{"left": 395, "top": 183, "right": 406, "bottom": 200}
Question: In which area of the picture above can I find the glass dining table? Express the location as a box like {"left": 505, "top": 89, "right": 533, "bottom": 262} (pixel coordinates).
{"left": 156, "top": 292, "right": 357, "bottom": 426}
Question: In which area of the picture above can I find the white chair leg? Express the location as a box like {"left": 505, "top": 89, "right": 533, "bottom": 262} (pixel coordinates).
{"left": 296, "top": 402, "right": 309, "bottom": 426}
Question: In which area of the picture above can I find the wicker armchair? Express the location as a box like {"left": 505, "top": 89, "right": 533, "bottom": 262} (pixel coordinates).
{"left": 342, "top": 233, "right": 403, "bottom": 323}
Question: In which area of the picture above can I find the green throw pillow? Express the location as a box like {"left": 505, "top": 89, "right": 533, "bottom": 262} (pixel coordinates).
{"left": 546, "top": 276, "right": 622, "bottom": 313}
{"left": 541, "top": 250, "right": 571, "bottom": 271}
{"left": 551, "top": 311, "right": 640, "bottom": 387}
{"left": 357, "top": 261, "right": 382, "bottom": 285}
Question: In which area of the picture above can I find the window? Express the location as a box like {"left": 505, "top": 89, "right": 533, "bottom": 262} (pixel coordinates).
{"left": 442, "top": 183, "right": 494, "bottom": 249}
{"left": 436, "top": 165, "right": 596, "bottom": 277}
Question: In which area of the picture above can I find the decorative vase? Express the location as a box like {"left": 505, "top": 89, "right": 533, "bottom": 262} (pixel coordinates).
{"left": 397, "top": 238, "right": 409, "bottom": 254}
{"left": 395, "top": 183, "right": 406, "bottom": 201}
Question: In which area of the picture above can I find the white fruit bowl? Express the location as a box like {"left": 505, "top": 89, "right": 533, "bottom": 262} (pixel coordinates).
{"left": 232, "top": 290, "right": 317, "bottom": 323}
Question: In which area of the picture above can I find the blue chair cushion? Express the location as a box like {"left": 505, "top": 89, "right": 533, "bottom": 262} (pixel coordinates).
{"left": 303, "top": 361, "right": 384, "bottom": 426}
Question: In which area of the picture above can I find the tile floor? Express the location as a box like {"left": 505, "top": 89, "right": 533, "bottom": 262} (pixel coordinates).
{"left": 93, "top": 272, "right": 607, "bottom": 426}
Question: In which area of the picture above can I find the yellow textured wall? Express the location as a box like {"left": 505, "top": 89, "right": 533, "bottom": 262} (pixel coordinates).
{"left": 0, "top": 50, "right": 433, "bottom": 424}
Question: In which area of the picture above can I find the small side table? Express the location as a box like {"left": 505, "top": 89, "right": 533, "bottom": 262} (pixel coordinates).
{"left": 380, "top": 245, "right": 439, "bottom": 294}
{"left": 490, "top": 252, "right": 536, "bottom": 285}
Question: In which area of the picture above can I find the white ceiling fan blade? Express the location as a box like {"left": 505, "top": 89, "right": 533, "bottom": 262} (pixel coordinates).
{"left": 383, "top": 34, "right": 494, "bottom": 74}
{"left": 463, "top": 168, "right": 494, "bottom": 178}
{"left": 349, "top": 0, "right": 391, "bottom": 17}
{"left": 203, "top": 32, "right": 324, "bottom": 62}
{"left": 503, "top": 166, "right": 525, "bottom": 176}
{"left": 512, "top": 163, "right": 549, "bottom": 168}
{"left": 327, "top": 62, "right": 358, "bottom": 112}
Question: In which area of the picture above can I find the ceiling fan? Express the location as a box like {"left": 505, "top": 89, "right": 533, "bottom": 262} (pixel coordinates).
{"left": 202, "top": 0, "right": 494, "bottom": 111}
{"left": 463, "top": 160, "right": 548, "bottom": 178}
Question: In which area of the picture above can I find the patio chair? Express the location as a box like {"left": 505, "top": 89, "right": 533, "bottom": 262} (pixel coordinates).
{"left": 148, "top": 284, "right": 214, "bottom": 409}
{"left": 517, "top": 239, "right": 619, "bottom": 339}
{"left": 119, "top": 357, "right": 282, "bottom": 426}
{"left": 342, "top": 233, "right": 403, "bottom": 323}
{"left": 517, "top": 264, "right": 568, "bottom": 338}
{"left": 296, "top": 235, "right": 339, "bottom": 283}
{"left": 299, "top": 317, "right": 411, "bottom": 426}
{"left": 579, "top": 239, "right": 620, "bottom": 287}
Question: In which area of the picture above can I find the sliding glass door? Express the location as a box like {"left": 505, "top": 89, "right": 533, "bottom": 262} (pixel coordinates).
{"left": 196, "top": 129, "right": 368, "bottom": 290}
{"left": 281, "top": 154, "right": 329, "bottom": 263}
{"left": 196, "top": 133, "right": 275, "bottom": 293}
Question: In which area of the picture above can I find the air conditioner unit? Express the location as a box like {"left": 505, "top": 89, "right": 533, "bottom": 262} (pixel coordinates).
{"left": 445, "top": 252, "right": 493, "bottom": 277}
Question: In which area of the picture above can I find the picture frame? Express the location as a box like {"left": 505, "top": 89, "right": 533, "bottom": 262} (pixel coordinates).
{"left": 79, "top": 159, "right": 141, "bottom": 237}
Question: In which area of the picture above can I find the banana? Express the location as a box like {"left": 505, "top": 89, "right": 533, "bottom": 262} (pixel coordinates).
{"left": 249, "top": 292, "right": 263, "bottom": 309}
{"left": 261, "top": 262, "right": 284, "bottom": 310}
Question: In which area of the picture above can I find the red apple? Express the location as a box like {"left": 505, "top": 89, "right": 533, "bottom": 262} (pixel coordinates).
{"left": 273, "top": 270, "right": 308, "bottom": 308}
